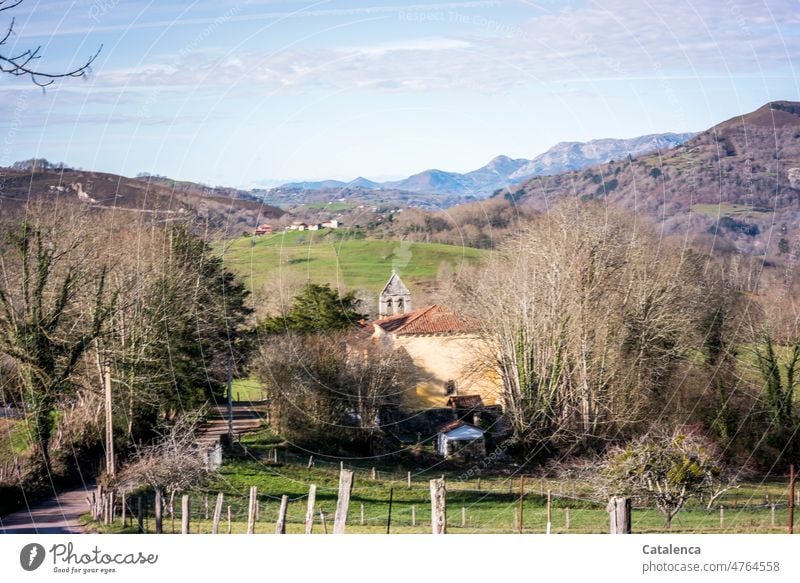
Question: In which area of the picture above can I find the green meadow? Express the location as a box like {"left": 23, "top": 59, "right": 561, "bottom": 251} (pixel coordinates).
{"left": 220, "top": 229, "right": 485, "bottom": 293}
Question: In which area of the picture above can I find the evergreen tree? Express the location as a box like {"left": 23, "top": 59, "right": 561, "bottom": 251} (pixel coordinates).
{"left": 260, "top": 283, "right": 366, "bottom": 334}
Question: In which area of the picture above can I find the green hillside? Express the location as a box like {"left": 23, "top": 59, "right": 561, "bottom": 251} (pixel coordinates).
{"left": 220, "top": 229, "right": 485, "bottom": 293}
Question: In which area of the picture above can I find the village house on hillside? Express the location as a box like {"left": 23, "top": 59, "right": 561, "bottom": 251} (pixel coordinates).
{"left": 254, "top": 223, "right": 273, "bottom": 236}
{"left": 360, "top": 273, "right": 501, "bottom": 409}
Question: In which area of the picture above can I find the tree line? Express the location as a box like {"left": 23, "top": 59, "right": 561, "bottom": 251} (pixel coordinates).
{"left": 0, "top": 206, "right": 250, "bottom": 494}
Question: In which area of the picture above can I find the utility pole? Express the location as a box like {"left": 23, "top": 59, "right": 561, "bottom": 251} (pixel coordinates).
{"left": 103, "top": 356, "right": 114, "bottom": 526}
{"left": 226, "top": 353, "right": 234, "bottom": 447}
{"left": 104, "top": 357, "right": 114, "bottom": 478}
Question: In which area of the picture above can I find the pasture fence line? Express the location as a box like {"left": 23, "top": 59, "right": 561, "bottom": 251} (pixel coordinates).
{"left": 97, "top": 467, "right": 797, "bottom": 534}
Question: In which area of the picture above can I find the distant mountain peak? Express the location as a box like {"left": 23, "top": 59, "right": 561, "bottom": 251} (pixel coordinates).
{"left": 272, "top": 131, "right": 695, "bottom": 200}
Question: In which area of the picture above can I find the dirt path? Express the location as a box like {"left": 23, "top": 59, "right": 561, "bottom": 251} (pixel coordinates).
{"left": 0, "top": 482, "right": 94, "bottom": 534}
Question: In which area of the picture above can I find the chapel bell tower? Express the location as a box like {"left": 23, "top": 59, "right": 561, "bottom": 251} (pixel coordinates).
{"left": 379, "top": 272, "right": 412, "bottom": 317}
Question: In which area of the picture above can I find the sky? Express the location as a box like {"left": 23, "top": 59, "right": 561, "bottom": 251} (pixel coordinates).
{"left": 0, "top": 0, "right": 799, "bottom": 187}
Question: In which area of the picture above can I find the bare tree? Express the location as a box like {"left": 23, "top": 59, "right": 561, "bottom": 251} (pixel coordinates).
{"left": 458, "top": 202, "right": 716, "bottom": 452}
{"left": 0, "top": 0, "right": 101, "bottom": 87}
{"left": 118, "top": 415, "right": 208, "bottom": 533}
{"left": 255, "top": 332, "right": 409, "bottom": 452}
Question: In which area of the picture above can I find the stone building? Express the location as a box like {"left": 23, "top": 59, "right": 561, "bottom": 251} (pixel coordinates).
{"left": 378, "top": 272, "right": 412, "bottom": 317}
{"left": 365, "top": 273, "right": 501, "bottom": 409}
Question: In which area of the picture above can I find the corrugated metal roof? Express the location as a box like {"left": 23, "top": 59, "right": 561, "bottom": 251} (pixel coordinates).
{"left": 371, "top": 305, "right": 476, "bottom": 336}
{"left": 438, "top": 421, "right": 485, "bottom": 439}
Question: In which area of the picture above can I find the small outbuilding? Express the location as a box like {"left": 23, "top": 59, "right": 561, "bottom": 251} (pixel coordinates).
{"left": 436, "top": 420, "right": 486, "bottom": 461}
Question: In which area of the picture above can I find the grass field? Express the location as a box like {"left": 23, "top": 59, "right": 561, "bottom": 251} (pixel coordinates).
{"left": 298, "top": 202, "right": 352, "bottom": 211}
{"left": 88, "top": 427, "right": 798, "bottom": 535}
{"left": 219, "top": 229, "right": 485, "bottom": 293}
{"left": 230, "top": 378, "right": 266, "bottom": 402}
{"left": 691, "top": 203, "right": 772, "bottom": 219}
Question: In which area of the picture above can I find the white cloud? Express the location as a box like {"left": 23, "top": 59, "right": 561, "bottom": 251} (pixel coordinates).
{"left": 85, "top": 0, "right": 800, "bottom": 94}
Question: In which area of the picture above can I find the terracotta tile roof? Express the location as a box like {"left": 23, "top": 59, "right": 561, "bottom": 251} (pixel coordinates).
{"left": 371, "top": 305, "right": 476, "bottom": 336}
{"left": 446, "top": 395, "right": 484, "bottom": 409}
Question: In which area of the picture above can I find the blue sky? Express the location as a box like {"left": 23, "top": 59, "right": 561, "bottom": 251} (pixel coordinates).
{"left": 1, "top": 0, "right": 799, "bottom": 187}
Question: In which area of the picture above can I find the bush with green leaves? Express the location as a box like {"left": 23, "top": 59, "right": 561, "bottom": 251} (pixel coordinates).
{"left": 599, "top": 430, "right": 735, "bottom": 528}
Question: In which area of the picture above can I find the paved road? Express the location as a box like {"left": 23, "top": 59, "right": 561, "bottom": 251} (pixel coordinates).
{"left": 0, "top": 483, "right": 93, "bottom": 534}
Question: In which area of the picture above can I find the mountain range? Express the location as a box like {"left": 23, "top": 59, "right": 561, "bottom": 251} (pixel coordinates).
{"left": 277, "top": 132, "right": 696, "bottom": 198}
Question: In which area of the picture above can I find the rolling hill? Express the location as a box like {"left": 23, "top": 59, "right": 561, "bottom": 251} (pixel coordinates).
{"left": 0, "top": 164, "right": 284, "bottom": 235}
{"left": 220, "top": 228, "right": 485, "bottom": 300}
{"left": 506, "top": 101, "right": 800, "bottom": 258}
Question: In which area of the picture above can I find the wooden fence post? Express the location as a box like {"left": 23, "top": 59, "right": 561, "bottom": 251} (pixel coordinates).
{"left": 513, "top": 508, "right": 519, "bottom": 532}
{"left": 607, "top": 496, "right": 631, "bottom": 534}
{"left": 211, "top": 493, "right": 224, "bottom": 534}
{"left": 461, "top": 507, "right": 466, "bottom": 528}
{"left": 412, "top": 505, "right": 416, "bottom": 527}
{"left": 771, "top": 503, "right": 776, "bottom": 528}
{"left": 386, "top": 488, "right": 394, "bottom": 534}
{"left": 360, "top": 503, "right": 365, "bottom": 526}
{"left": 566, "top": 507, "right": 570, "bottom": 530}
{"left": 371, "top": 467, "right": 377, "bottom": 480}
{"left": 546, "top": 489, "right": 552, "bottom": 534}
{"left": 169, "top": 492, "right": 175, "bottom": 533}
{"left": 518, "top": 476, "right": 525, "bottom": 534}
{"left": 204, "top": 494, "right": 209, "bottom": 520}
{"left": 430, "top": 477, "right": 446, "bottom": 534}
{"left": 333, "top": 469, "right": 354, "bottom": 534}
{"left": 121, "top": 491, "right": 127, "bottom": 528}
{"left": 408, "top": 471, "right": 412, "bottom": 489}
{"left": 136, "top": 496, "right": 143, "bottom": 534}
{"left": 790, "top": 464, "right": 795, "bottom": 534}
{"left": 181, "top": 494, "right": 190, "bottom": 534}
{"left": 247, "top": 486, "right": 257, "bottom": 534}
{"left": 305, "top": 485, "right": 317, "bottom": 534}
{"left": 276, "top": 494, "right": 289, "bottom": 534}
{"left": 320, "top": 511, "right": 328, "bottom": 534}
{"left": 307, "top": 455, "right": 314, "bottom": 469}
{"left": 154, "top": 490, "right": 163, "bottom": 534}
{"left": 109, "top": 491, "right": 115, "bottom": 526}
{"left": 95, "top": 484, "right": 102, "bottom": 521}
{"left": 227, "top": 505, "right": 232, "bottom": 534}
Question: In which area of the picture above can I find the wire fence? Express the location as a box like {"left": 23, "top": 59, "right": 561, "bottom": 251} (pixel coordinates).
{"left": 104, "top": 471, "right": 798, "bottom": 535}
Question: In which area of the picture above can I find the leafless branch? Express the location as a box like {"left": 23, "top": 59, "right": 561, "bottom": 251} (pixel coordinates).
{"left": 0, "top": 1, "right": 101, "bottom": 87}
